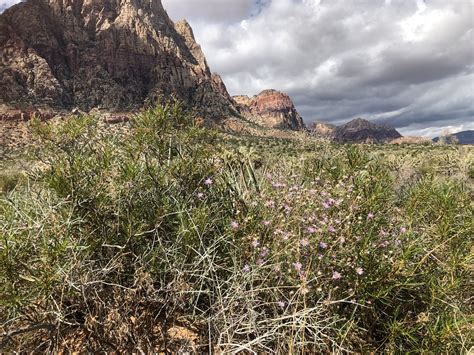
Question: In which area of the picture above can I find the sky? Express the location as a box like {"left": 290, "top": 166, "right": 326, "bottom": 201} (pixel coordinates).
{"left": 2, "top": 0, "right": 473, "bottom": 136}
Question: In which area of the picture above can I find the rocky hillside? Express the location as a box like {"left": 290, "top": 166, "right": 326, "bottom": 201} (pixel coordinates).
{"left": 234, "top": 90, "right": 305, "bottom": 130}
{"left": 0, "top": 0, "right": 238, "bottom": 120}
{"left": 333, "top": 118, "right": 401, "bottom": 143}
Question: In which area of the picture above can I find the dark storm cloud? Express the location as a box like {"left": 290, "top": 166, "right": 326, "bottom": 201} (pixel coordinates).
{"left": 163, "top": 0, "right": 473, "bottom": 137}
{"left": 2, "top": 0, "right": 473, "bottom": 136}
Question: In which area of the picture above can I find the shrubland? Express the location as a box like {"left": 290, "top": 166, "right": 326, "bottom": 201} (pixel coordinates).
{"left": 1, "top": 102, "right": 473, "bottom": 352}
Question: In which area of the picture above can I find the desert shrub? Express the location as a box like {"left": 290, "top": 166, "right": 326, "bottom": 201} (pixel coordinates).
{"left": 0, "top": 102, "right": 472, "bottom": 352}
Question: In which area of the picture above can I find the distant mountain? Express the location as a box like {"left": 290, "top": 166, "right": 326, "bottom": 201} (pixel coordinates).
{"left": 433, "top": 130, "right": 474, "bottom": 145}
{"left": 309, "top": 122, "right": 337, "bottom": 138}
{"left": 333, "top": 118, "right": 402, "bottom": 143}
{"left": 233, "top": 90, "right": 306, "bottom": 130}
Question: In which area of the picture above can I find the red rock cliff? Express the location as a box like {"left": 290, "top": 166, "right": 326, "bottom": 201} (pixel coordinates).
{"left": 234, "top": 90, "right": 305, "bottom": 130}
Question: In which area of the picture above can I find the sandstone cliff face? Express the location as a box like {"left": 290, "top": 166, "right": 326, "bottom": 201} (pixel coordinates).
{"left": 234, "top": 90, "right": 305, "bottom": 130}
{"left": 0, "top": 0, "right": 238, "bottom": 120}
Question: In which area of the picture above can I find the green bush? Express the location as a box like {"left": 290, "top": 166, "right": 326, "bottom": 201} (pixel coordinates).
{"left": 0, "top": 102, "right": 472, "bottom": 352}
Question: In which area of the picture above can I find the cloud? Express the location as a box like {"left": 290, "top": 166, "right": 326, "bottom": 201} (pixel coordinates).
{"left": 165, "top": 0, "right": 474, "bottom": 137}
{"left": 162, "top": 0, "right": 255, "bottom": 24}
{"left": 2, "top": 0, "right": 473, "bottom": 137}
{"left": 0, "top": 0, "right": 21, "bottom": 12}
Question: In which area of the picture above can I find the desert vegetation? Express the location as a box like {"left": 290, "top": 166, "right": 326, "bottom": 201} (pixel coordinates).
{"left": 1, "top": 102, "right": 473, "bottom": 352}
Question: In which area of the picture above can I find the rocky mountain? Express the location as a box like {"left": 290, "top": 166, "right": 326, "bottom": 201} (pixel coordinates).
{"left": 0, "top": 0, "right": 239, "bottom": 120}
{"left": 333, "top": 118, "right": 402, "bottom": 143}
{"left": 433, "top": 130, "right": 474, "bottom": 145}
{"left": 233, "top": 90, "right": 305, "bottom": 130}
{"left": 450, "top": 130, "right": 474, "bottom": 145}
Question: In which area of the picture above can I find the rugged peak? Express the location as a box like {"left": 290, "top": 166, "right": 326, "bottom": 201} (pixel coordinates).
{"left": 335, "top": 117, "right": 402, "bottom": 143}
{"left": 343, "top": 118, "right": 375, "bottom": 129}
{"left": 174, "top": 19, "right": 209, "bottom": 73}
{"left": 233, "top": 90, "right": 305, "bottom": 130}
{"left": 175, "top": 19, "right": 195, "bottom": 40}
{"left": 0, "top": 0, "right": 238, "bottom": 120}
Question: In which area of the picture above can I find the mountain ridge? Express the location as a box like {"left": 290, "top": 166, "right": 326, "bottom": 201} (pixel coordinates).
{"left": 310, "top": 118, "right": 402, "bottom": 143}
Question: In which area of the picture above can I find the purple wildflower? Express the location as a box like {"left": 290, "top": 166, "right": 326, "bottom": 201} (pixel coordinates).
{"left": 319, "top": 241, "right": 328, "bottom": 249}
{"left": 231, "top": 221, "right": 239, "bottom": 230}
{"left": 251, "top": 240, "right": 260, "bottom": 248}
{"left": 204, "top": 178, "right": 213, "bottom": 186}
{"left": 293, "top": 262, "right": 303, "bottom": 272}
{"left": 242, "top": 264, "right": 250, "bottom": 273}
{"left": 367, "top": 212, "right": 375, "bottom": 219}
{"left": 265, "top": 200, "right": 275, "bottom": 208}
{"left": 355, "top": 267, "right": 364, "bottom": 275}
{"left": 332, "top": 271, "right": 342, "bottom": 280}
{"left": 260, "top": 247, "right": 269, "bottom": 258}
{"left": 277, "top": 301, "right": 286, "bottom": 308}
{"left": 300, "top": 238, "right": 310, "bottom": 247}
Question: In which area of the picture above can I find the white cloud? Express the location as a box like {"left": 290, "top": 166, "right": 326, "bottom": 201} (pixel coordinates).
{"left": 162, "top": 0, "right": 254, "bottom": 23}
{"left": 175, "top": 0, "right": 473, "bottom": 136}
{"left": 0, "top": 0, "right": 22, "bottom": 12}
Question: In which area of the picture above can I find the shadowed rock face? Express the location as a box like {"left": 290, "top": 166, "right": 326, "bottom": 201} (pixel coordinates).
{"left": 233, "top": 90, "right": 305, "bottom": 130}
{"left": 333, "top": 118, "right": 402, "bottom": 143}
{"left": 0, "top": 0, "right": 238, "bottom": 120}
